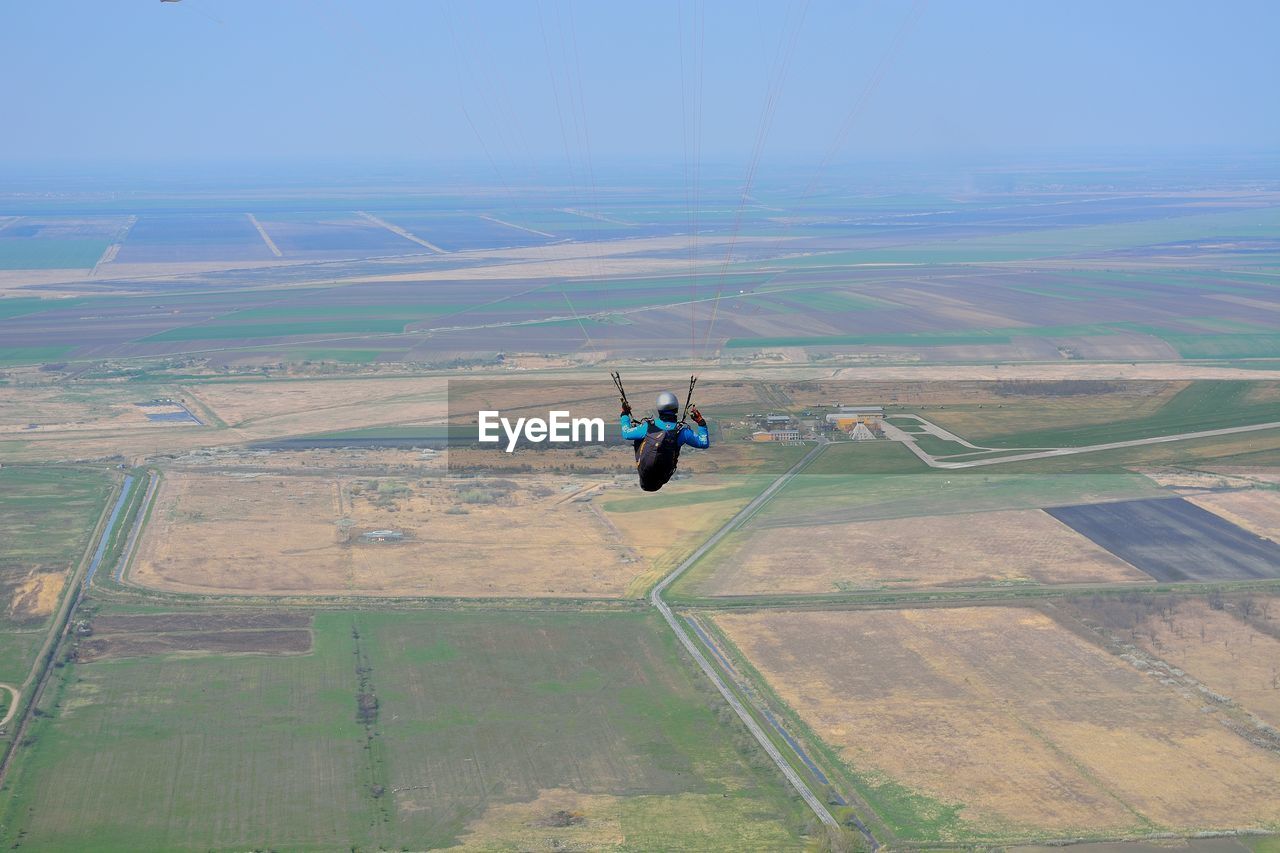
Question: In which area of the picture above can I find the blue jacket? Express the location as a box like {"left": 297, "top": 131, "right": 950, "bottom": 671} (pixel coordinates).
{"left": 620, "top": 414, "right": 710, "bottom": 448}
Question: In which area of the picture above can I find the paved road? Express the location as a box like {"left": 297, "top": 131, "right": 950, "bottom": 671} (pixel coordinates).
{"left": 887, "top": 419, "right": 1280, "bottom": 470}
{"left": 649, "top": 443, "right": 850, "bottom": 837}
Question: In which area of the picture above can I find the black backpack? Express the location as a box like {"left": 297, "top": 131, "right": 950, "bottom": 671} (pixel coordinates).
{"left": 633, "top": 419, "right": 682, "bottom": 492}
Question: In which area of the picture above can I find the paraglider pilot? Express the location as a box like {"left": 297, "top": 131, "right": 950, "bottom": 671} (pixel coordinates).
{"left": 615, "top": 375, "right": 709, "bottom": 492}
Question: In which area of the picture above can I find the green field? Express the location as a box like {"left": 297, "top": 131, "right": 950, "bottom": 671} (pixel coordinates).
{"left": 0, "top": 467, "right": 112, "bottom": 601}
{"left": 0, "top": 346, "right": 74, "bottom": 366}
{"left": 0, "top": 238, "right": 111, "bottom": 270}
{"left": 0, "top": 609, "right": 806, "bottom": 851}
{"left": 0, "top": 466, "right": 112, "bottom": 683}
{"left": 966, "top": 381, "right": 1280, "bottom": 448}
{"left": 141, "top": 318, "right": 416, "bottom": 342}
{"left": 773, "top": 205, "right": 1280, "bottom": 267}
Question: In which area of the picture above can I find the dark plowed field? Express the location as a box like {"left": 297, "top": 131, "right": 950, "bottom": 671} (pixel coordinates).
{"left": 78, "top": 629, "right": 312, "bottom": 661}
{"left": 1046, "top": 497, "right": 1280, "bottom": 582}
{"left": 90, "top": 611, "right": 312, "bottom": 634}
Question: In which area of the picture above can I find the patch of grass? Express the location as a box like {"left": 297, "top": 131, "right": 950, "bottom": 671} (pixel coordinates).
{"left": 763, "top": 289, "right": 889, "bottom": 313}
{"left": 287, "top": 349, "right": 383, "bottom": 363}
{"left": 802, "top": 440, "right": 927, "bottom": 475}
{"left": 602, "top": 477, "right": 774, "bottom": 513}
{"left": 0, "top": 466, "right": 113, "bottom": 621}
{"left": 0, "top": 609, "right": 806, "bottom": 851}
{"left": 748, "top": 469, "right": 1164, "bottom": 528}
{"left": 141, "top": 318, "right": 414, "bottom": 342}
{"left": 775, "top": 205, "right": 1280, "bottom": 267}
{"left": 981, "top": 381, "right": 1280, "bottom": 448}
{"left": 0, "top": 298, "right": 73, "bottom": 320}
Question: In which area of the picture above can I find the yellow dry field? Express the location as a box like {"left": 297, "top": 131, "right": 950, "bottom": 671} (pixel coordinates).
{"left": 712, "top": 607, "right": 1280, "bottom": 837}
{"left": 131, "top": 471, "right": 644, "bottom": 598}
{"left": 599, "top": 480, "right": 764, "bottom": 597}
{"left": 450, "top": 788, "right": 797, "bottom": 851}
{"left": 0, "top": 386, "right": 195, "bottom": 435}
{"left": 1135, "top": 598, "right": 1280, "bottom": 729}
{"left": 170, "top": 446, "right": 447, "bottom": 474}
{"left": 691, "top": 509, "right": 1149, "bottom": 595}
{"left": 7, "top": 570, "right": 67, "bottom": 618}
{"left": 1188, "top": 489, "right": 1280, "bottom": 540}
{"left": 185, "top": 377, "right": 447, "bottom": 436}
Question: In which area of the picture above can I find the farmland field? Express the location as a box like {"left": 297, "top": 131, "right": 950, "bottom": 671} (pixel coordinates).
{"left": 113, "top": 213, "right": 273, "bottom": 263}
{"left": 1187, "top": 488, "right": 1280, "bottom": 541}
{"left": 711, "top": 606, "right": 1280, "bottom": 841}
{"left": 0, "top": 608, "right": 806, "bottom": 851}
{"left": 0, "top": 466, "right": 113, "bottom": 683}
{"left": 1047, "top": 497, "right": 1280, "bottom": 581}
{"left": 1068, "top": 594, "right": 1280, "bottom": 731}
{"left": 130, "top": 471, "right": 649, "bottom": 598}
{"left": 682, "top": 507, "right": 1150, "bottom": 596}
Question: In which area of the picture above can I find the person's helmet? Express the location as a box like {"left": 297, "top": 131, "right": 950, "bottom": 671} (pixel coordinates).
{"left": 656, "top": 391, "right": 680, "bottom": 419}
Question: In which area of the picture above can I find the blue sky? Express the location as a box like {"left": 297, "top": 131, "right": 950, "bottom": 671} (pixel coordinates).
{"left": 4, "top": 1, "right": 1277, "bottom": 171}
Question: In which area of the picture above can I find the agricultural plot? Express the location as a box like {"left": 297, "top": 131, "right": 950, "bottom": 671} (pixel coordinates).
{"left": 599, "top": 475, "right": 776, "bottom": 595}
{"left": 185, "top": 376, "right": 448, "bottom": 436}
{"left": 252, "top": 212, "right": 423, "bottom": 258}
{"left": 368, "top": 210, "right": 553, "bottom": 251}
{"left": 0, "top": 216, "right": 125, "bottom": 270}
{"left": 130, "top": 471, "right": 647, "bottom": 598}
{"left": 0, "top": 466, "right": 113, "bottom": 682}
{"left": 1073, "top": 595, "right": 1280, "bottom": 731}
{"left": 955, "top": 381, "right": 1280, "bottom": 449}
{"left": 1187, "top": 488, "right": 1280, "bottom": 542}
{"left": 741, "top": 447, "right": 1163, "bottom": 528}
{"left": 77, "top": 611, "right": 314, "bottom": 662}
{"left": 711, "top": 606, "right": 1280, "bottom": 841}
{"left": 0, "top": 385, "right": 207, "bottom": 437}
{"left": 682, "top": 507, "right": 1149, "bottom": 596}
{"left": 113, "top": 213, "right": 274, "bottom": 263}
{"left": 1047, "top": 497, "right": 1280, "bottom": 582}
{"left": 0, "top": 609, "right": 804, "bottom": 851}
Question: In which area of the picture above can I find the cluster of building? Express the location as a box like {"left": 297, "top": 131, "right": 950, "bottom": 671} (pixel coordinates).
{"left": 747, "top": 406, "right": 884, "bottom": 442}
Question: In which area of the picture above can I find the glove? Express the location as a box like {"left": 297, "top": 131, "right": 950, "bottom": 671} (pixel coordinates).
{"left": 690, "top": 406, "right": 706, "bottom": 426}
{"left": 621, "top": 402, "right": 632, "bottom": 416}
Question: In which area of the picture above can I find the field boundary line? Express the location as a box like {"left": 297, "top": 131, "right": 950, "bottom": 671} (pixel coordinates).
{"left": 356, "top": 211, "right": 448, "bottom": 253}
{"left": 246, "top": 213, "right": 283, "bottom": 258}
{"left": 477, "top": 213, "right": 557, "bottom": 239}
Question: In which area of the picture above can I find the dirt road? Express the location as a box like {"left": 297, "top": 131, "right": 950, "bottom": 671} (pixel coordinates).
{"left": 0, "top": 684, "right": 18, "bottom": 728}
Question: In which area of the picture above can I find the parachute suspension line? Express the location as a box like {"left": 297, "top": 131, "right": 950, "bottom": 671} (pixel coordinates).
{"left": 699, "top": 1, "right": 809, "bottom": 361}
{"left": 536, "top": 2, "right": 599, "bottom": 348}
{"left": 536, "top": 0, "right": 610, "bottom": 357}
{"left": 764, "top": 0, "right": 926, "bottom": 264}
{"left": 610, "top": 371, "right": 630, "bottom": 411}
{"left": 678, "top": 0, "right": 706, "bottom": 368}
{"left": 679, "top": 374, "right": 698, "bottom": 425}
{"left": 561, "top": 289, "right": 601, "bottom": 360}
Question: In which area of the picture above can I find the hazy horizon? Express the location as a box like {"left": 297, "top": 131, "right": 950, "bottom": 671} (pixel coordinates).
{"left": 6, "top": 0, "right": 1278, "bottom": 172}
